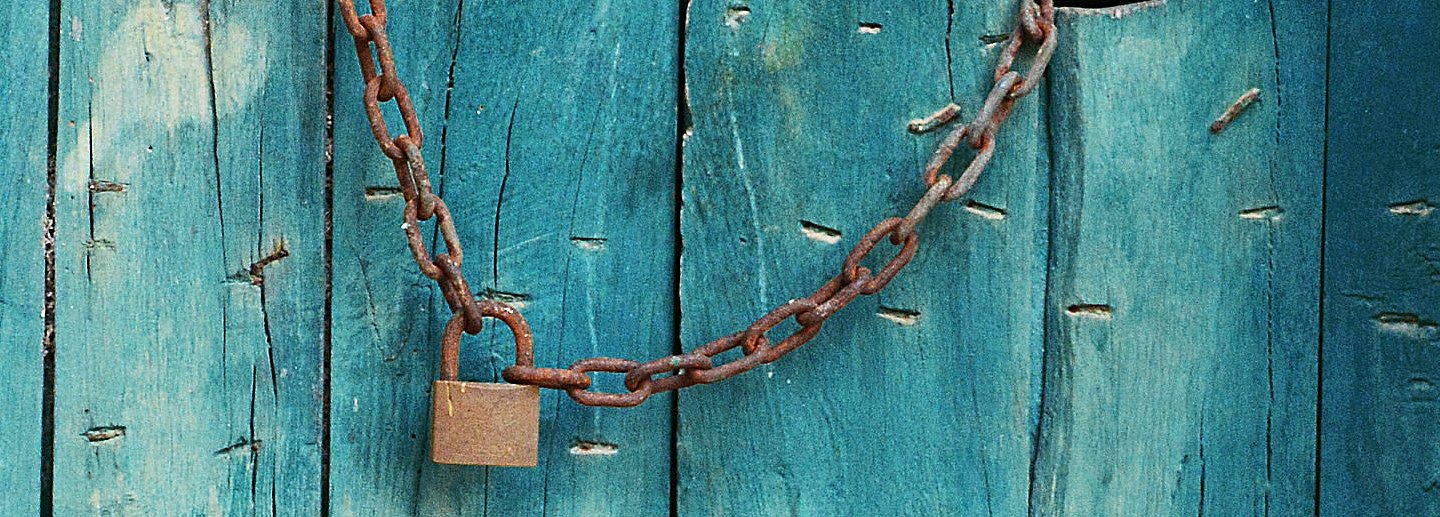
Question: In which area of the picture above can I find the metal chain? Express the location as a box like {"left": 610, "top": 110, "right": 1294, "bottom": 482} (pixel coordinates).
{"left": 338, "top": 0, "right": 1057, "bottom": 407}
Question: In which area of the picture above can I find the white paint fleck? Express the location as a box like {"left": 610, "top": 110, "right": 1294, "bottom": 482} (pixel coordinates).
{"left": 570, "top": 237, "right": 607, "bottom": 251}
{"left": 1375, "top": 313, "right": 1439, "bottom": 340}
{"left": 1066, "top": 304, "right": 1114, "bottom": 319}
{"left": 876, "top": 307, "right": 921, "bottom": 326}
{"left": 1238, "top": 206, "right": 1284, "bottom": 220}
{"left": 725, "top": 6, "right": 751, "bottom": 28}
{"left": 1390, "top": 200, "right": 1435, "bottom": 217}
{"left": 799, "top": 220, "right": 842, "bottom": 244}
{"left": 963, "top": 200, "right": 1008, "bottom": 220}
{"left": 569, "top": 441, "right": 619, "bottom": 456}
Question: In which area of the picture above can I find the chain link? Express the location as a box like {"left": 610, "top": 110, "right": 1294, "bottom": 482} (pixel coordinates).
{"left": 339, "top": 0, "right": 1057, "bottom": 407}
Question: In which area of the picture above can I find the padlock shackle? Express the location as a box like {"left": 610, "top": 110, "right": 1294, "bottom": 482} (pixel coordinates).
{"left": 440, "top": 300, "right": 535, "bottom": 381}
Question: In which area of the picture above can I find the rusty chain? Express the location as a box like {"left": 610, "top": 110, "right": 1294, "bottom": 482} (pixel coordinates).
{"left": 338, "top": 0, "right": 1057, "bottom": 407}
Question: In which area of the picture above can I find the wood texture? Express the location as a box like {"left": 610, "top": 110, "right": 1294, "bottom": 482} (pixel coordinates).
{"left": 1031, "top": 2, "right": 1321, "bottom": 515}
{"left": 328, "top": 2, "right": 464, "bottom": 514}
{"left": 50, "top": 0, "right": 327, "bottom": 514}
{"left": 678, "top": 1, "right": 1050, "bottom": 514}
{"left": 328, "top": 0, "right": 678, "bottom": 514}
{"left": 0, "top": 1, "right": 50, "bottom": 514}
{"left": 10, "top": 0, "right": 1415, "bottom": 514}
{"left": 1320, "top": 3, "right": 1440, "bottom": 515}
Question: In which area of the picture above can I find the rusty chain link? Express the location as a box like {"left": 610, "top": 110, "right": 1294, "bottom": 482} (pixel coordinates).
{"left": 338, "top": 0, "right": 1056, "bottom": 407}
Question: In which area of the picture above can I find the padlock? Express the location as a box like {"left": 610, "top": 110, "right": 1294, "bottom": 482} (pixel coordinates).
{"left": 430, "top": 305, "right": 540, "bottom": 467}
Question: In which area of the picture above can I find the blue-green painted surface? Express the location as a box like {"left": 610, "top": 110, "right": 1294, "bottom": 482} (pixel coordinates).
{"left": 48, "top": 0, "right": 327, "bottom": 514}
{"left": 328, "top": 1, "right": 465, "bottom": 514}
{"left": 0, "top": 1, "right": 49, "bottom": 515}
{"left": 1321, "top": 3, "right": 1440, "bottom": 516}
{"left": 677, "top": 1, "right": 1048, "bottom": 514}
{"left": 330, "top": 0, "right": 677, "bottom": 515}
{"left": 1033, "top": 2, "right": 1321, "bottom": 515}
{"left": 4, "top": 0, "right": 1433, "bottom": 515}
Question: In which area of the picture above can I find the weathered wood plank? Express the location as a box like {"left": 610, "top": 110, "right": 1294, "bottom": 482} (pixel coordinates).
{"left": 442, "top": 1, "right": 680, "bottom": 514}
{"left": 1266, "top": 0, "right": 1328, "bottom": 513}
{"left": 678, "top": 0, "right": 1049, "bottom": 514}
{"left": 328, "top": 1, "right": 463, "bottom": 513}
{"left": 328, "top": 0, "right": 678, "bottom": 514}
{"left": 1321, "top": 3, "right": 1440, "bottom": 515}
{"left": 51, "top": 0, "right": 327, "bottom": 513}
{"left": 1031, "top": 2, "right": 1320, "bottom": 515}
{"left": 0, "top": 1, "right": 50, "bottom": 514}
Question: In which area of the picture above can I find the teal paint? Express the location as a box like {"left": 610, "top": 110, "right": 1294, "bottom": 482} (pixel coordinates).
{"left": 18, "top": 0, "right": 1431, "bottom": 514}
{"left": 442, "top": 1, "right": 679, "bottom": 514}
{"left": 328, "top": 1, "right": 466, "bottom": 513}
{"left": 0, "top": 0, "right": 50, "bottom": 514}
{"left": 1031, "top": 2, "right": 1320, "bottom": 515}
{"left": 1321, "top": 2, "right": 1440, "bottom": 515}
{"left": 1264, "top": 0, "right": 1328, "bottom": 513}
{"left": 49, "top": 1, "right": 327, "bottom": 514}
{"left": 677, "top": 1, "right": 1049, "bottom": 514}
{"left": 328, "top": 0, "right": 677, "bottom": 514}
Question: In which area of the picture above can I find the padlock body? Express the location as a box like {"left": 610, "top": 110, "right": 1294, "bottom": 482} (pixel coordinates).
{"left": 430, "top": 380, "right": 539, "bottom": 466}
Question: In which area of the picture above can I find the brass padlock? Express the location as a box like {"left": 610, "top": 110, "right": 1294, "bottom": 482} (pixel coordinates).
{"left": 430, "top": 305, "right": 540, "bottom": 467}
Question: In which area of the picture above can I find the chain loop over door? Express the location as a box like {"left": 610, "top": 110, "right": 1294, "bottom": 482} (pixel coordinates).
{"left": 336, "top": 0, "right": 1057, "bottom": 407}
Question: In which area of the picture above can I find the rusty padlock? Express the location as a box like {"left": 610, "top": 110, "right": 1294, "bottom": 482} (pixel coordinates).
{"left": 430, "top": 303, "right": 540, "bottom": 467}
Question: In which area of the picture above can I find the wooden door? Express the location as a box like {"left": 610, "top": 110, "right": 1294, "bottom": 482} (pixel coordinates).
{"left": 0, "top": 0, "right": 1434, "bottom": 515}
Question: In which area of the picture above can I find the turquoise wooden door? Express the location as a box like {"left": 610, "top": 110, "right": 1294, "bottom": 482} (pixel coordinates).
{"left": 0, "top": 0, "right": 1434, "bottom": 515}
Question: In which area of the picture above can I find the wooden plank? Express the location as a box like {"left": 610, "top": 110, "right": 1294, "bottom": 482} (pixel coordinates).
{"left": 50, "top": 0, "right": 327, "bottom": 513}
{"left": 0, "top": 0, "right": 50, "bottom": 514}
{"left": 328, "top": 0, "right": 678, "bottom": 514}
{"left": 327, "top": 2, "right": 462, "bottom": 513}
{"left": 1030, "top": 2, "right": 1320, "bottom": 515}
{"left": 1321, "top": 3, "right": 1440, "bottom": 515}
{"left": 1272, "top": 0, "right": 1324, "bottom": 515}
{"left": 678, "top": 1, "right": 1049, "bottom": 514}
{"left": 441, "top": 1, "right": 679, "bottom": 514}
{"left": 1266, "top": 0, "right": 1328, "bottom": 513}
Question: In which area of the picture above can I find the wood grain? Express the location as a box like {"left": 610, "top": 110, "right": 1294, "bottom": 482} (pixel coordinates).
{"left": 0, "top": 0, "right": 50, "bottom": 514}
{"left": 328, "top": 0, "right": 678, "bottom": 514}
{"left": 0, "top": 0, "right": 1375, "bottom": 514}
{"left": 329, "top": 2, "right": 464, "bottom": 513}
{"left": 1031, "top": 2, "right": 1321, "bottom": 515}
{"left": 1321, "top": 3, "right": 1440, "bottom": 515}
{"left": 50, "top": 0, "right": 327, "bottom": 513}
{"left": 678, "top": 1, "right": 1050, "bottom": 514}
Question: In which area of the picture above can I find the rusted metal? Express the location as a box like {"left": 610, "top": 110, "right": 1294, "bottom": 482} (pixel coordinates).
{"left": 797, "top": 270, "right": 875, "bottom": 327}
{"left": 842, "top": 218, "right": 920, "bottom": 295}
{"left": 432, "top": 312, "right": 540, "bottom": 466}
{"left": 338, "top": 0, "right": 1058, "bottom": 408}
{"left": 1210, "top": 87, "right": 1261, "bottom": 134}
{"left": 894, "top": 175, "right": 954, "bottom": 244}
{"left": 429, "top": 380, "right": 539, "bottom": 466}
{"left": 740, "top": 298, "right": 819, "bottom": 355}
{"left": 967, "top": 71, "right": 1021, "bottom": 149}
{"left": 907, "top": 103, "right": 963, "bottom": 134}
{"left": 397, "top": 136, "right": 436, "bottom": 218}
{"left": 1019, "top": 5, "right": 1043, "bottom": 41}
